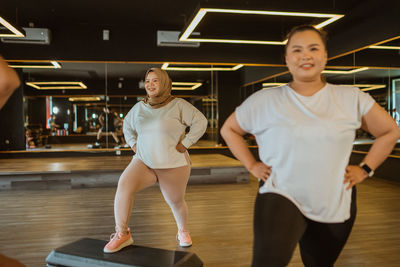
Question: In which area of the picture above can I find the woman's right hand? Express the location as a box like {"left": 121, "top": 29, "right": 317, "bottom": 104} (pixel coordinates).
{"left": 248, "top": 161, "right": 272, "bottom": 181}
{"left": 133, "top": 144, "right": 137, "bottom": 153}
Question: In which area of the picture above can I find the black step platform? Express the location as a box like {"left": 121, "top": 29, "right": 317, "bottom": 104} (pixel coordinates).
{"left": 46, "top": 238, "right": 203, "bottom": 267}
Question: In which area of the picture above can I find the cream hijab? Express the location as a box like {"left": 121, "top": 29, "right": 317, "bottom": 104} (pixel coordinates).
{"left": 143, "top": 68, "right": 175, "bottom": 109}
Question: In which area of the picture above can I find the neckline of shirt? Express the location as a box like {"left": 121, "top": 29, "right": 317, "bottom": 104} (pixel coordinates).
{"left": 286, "top": 83, "right": 329, "bottom": 100}
{"left": 141, "top": 97, "right": 178, "bottom": 109}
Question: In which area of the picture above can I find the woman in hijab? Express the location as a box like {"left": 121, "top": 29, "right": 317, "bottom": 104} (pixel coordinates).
{"left": 104, "top": 68, "right": 208, "bottom": 253}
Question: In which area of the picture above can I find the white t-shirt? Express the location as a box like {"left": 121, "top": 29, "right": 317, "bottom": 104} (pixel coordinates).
{"left": 236, "top": 83, "right": 375, "bottom": 222}
{"left": 123, "top": 98, "right": 208, "bottom": 169}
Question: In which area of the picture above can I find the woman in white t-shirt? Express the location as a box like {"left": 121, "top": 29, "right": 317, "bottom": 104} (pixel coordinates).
{"left": 104, "top": 68, "right": 207, "bottom": 253}
{"left": 221, "top": 25, "right": 400, "bottom": 267}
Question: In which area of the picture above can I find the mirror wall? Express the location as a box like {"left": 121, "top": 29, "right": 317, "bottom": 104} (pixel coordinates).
{"left": 22, "top": 62, "right": 221, "bottom": 150}
{"left": 19, "top": 42, "right": 400, "bottom": 152}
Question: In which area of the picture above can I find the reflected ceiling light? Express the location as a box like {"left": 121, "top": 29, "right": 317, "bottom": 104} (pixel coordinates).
{"left": 180, "top": 8, "right": 344, "bottom": 45}
{"left": 69, "top": 97, "right": 101, "bottom": 102}
{"left": 322, "top": 67, "right": 369, "bottom": 74}
{"left": 262, "top": 82, "right": 287, "bottom": 88}
{"left": 369, "top": 45, "right": 400, "bottom": 50}
{"left": 202, "top": 98, "right": 217, "bottom": 102}
{"left": 172, "top": 82, "right": 203, "bottom": 90}
{"left": 0, "top": 16, "right": 25, "bottom": 37}
{"left": 162, "top": 63, "right": 243, "bottom": 71}
{"left": 26, "top": 81, "right": 87, "bottom": 90}
{"left": 9, "top": 61, "right": 61, "bottom": 69}
{"left": 52, "top": 106, "right": 59, "bottom": 114}
{"left": 342, "top": 84, "right": 386, "bottom": 91}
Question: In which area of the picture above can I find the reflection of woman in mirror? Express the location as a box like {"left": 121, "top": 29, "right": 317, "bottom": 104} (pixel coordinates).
{"left": 221, "top": 25, "right": 400, "bottom": 266}
{"left": 103, "top": 68, "right": 207, "bottom": 253}
{"left": 96, "top": 107, "right": 120, "bottom": 146}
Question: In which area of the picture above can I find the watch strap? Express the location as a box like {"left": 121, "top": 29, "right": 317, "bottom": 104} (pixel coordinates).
{"left": 359, "top": 162, "right": 374, "bottom": 177}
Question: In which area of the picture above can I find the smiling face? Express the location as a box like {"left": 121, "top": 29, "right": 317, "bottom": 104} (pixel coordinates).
{"left": 285, "top": 30, "right": 327, "bottom": 83}
{"left": 145, "top": 71, "right": 160, "bottom": 98}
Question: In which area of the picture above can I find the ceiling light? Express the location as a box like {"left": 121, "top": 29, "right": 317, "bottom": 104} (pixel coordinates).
{"left": 202, "top": 98, "right": 217, "bottom": 102}
{"left": 162, "top": 63, "right": 243, "bottom": 71}
{"left": 52, "top": 106, "right": 59, "bottom": 114}
{"left": 369, "top": 45, "right": 400, "bottom": 50}
{"left": 0, "top": 16, "right": 25, "bottom": 37}
{"left": 8, "top": 61, "right": 61, "bottom": 69}
{"left": 262, "top": 82, "right": 287, "bottom": 88}
{"left": 26, "top": 81, "right": 87, "bottom": 90}
{"left": 180, "top": 8, "right": 344, "bottom": 45}
{"left": 172, "top": 82, "right": 203, "bottom": 90}
{"left": 342, "top": 84, "right": 386, "bottom": 91}
{"left": 69, "top": 97, "right": 101, "bottom": 102}
{"left": 322, "top": 67, "right": 369, "bottom": 74}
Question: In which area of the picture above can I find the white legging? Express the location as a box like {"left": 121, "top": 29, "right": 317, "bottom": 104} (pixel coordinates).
{"left": 114, "top": 154, "right": 191, "bottom": 233}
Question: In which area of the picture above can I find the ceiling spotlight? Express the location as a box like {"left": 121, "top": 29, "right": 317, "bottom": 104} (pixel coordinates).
{"left": 52, "top": 106, "right": 59, "bottom": 114}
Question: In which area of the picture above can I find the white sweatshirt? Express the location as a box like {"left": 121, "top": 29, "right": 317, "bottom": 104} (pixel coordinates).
{"left": 236, "top": 84, "right": 375, "bottom": 223}
{"left": 123, "top": 98, "right": 208, "bottom": 169}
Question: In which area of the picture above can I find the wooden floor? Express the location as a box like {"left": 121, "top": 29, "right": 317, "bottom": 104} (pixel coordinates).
{"left": 0, "top": 154, "right": 243, "bottom": 173}
{"left": 0, "top": 177, "right": 399, "bottom": 266}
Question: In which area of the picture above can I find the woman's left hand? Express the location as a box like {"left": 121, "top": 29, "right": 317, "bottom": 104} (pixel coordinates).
{"left": 176, "top": 142, "right": 187, "bottom": 153}
{"left": 343, "top": 165, "right": 368, "bottom": 190}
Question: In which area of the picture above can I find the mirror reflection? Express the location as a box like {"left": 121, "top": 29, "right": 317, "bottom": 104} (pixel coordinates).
{"left": 17, "top": 46, "right": 400, "bottom": 152}
{"left": 22, "top": 62, "right": 221, "bottom": 151}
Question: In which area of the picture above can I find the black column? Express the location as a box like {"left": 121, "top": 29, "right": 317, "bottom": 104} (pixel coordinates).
{"left": 27, "top": 97, "right": 46, "bottom": 129}
{"left": 217, "top": 71, "right": 242, "bottom": 145}
{"left": 0, "top": 72, "right": 25, "bottom": 150}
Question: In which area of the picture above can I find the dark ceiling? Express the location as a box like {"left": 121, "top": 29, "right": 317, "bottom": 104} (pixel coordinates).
{"left": 1, "top": 0, "right": 400, "bottom": 96}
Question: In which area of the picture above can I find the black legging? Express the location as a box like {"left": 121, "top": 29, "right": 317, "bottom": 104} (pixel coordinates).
{"left": 252, "top": 185, "right": 357, "bottom": 267}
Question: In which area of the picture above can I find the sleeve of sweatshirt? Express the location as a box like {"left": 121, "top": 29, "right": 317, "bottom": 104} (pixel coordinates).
{"left": 123, "top": 108, "right": 138, "bottom": 148}
{"left": 179, "top": 99, "right": 208, "bottom": 149}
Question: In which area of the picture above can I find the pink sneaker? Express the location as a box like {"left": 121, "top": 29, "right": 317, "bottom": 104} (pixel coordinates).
{"left": 177, "top": 229, "right": 192, "bottom": 247}
{"left": 103, "top": 228, "right": 133, "bottom": 253}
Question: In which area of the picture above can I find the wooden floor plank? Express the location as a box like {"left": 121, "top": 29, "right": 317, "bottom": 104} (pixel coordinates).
{"left": 0, "top": 177, "right": 399, "bottom": 266}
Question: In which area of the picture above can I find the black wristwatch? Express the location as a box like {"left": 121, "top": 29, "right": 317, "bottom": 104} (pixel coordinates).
{"left": 359, "top": 162, "right": 374, "bottom": 177}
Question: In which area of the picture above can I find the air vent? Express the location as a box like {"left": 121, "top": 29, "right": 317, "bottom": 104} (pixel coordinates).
{"left": 157, "top": 31, "right": 200, "bottom": 47}
{"left": 1, "top": 28, "right": 51, "bottom": 45}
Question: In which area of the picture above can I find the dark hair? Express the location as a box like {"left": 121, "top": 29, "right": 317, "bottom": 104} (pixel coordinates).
{"left": 284, "top": 25, "right": 328, "bottom": 54}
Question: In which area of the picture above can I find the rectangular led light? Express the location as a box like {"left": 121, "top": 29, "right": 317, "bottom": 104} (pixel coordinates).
{"left": 343, "top": 84, "right": 386, "bottom": 91}
{"left": 26, "top": 81, "right": 87, "bottom": 90}
{"left": 202, "top": 98, "right": 217, "bottom": 102}
{"left": 69, "top": 97, "right": 101, "bottom": 102}
{"left": 8, "top": 61, "right": 61, "bottom": 69}
{"left": 262, "top": 82, "right": 287, "bottom": 88}
{"left": 369, "top": 45, "right": 400, "bottom": 50}
{"left": 0, "top": 16, "right": 25, "bottom": 37}
{"left": 322, "top": 67, "right": 369, "bottom": 74}
{"left": 162, "top": 63, "right": 243, "bottom": 71}
{"left": 180, "top": 8, "right": 344, "bottom": 45}
{"left": 172, "top": 82, "right": 203, "bottom": 90}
